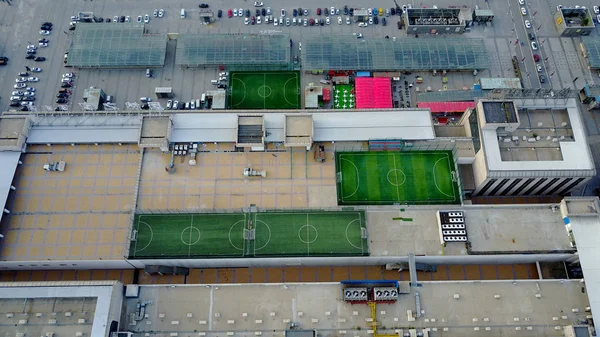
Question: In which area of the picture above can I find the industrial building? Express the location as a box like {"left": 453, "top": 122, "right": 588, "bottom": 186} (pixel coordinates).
{"left": 404, "top": 8, "right": 471, "bottom": 35}
{"left": 554, "top": 7, "right": 595, "bottom": 37}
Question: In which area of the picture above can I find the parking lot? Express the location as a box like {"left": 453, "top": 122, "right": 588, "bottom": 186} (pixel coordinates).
{"left": 0, "top": 0, "right": 599, "bottom": 113}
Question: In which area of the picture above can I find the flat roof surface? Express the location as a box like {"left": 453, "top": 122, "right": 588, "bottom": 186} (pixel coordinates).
{"left": 0, "top": 281, "right": 120, "bottom": 337}
{"left": 482, "top": 99, "right": 595, "bottom": 173}
{"left": 302, "top": 36, "right": 489, "bottom": 71}
{"left": 479, "top": 78, "right": 523, "bottom": 89}
{"left": 175, "top": 34, "right": 291, "bottom": 67}
{"left": 122, "top": 281, "right": 590, "bottom": 337}
{"left": 355, "top": 77, "right": 393, "bottom": 109}
{"left": 367, "top": 205, "right": 573, "bottom": 257}
{"left": 580, "top": 37, "right": 600, "bottom": 68}
{"left": 67, "top": 23, "right": 167, "bottom": 68}
{"left": 417, "top": 101, "right": 476, "bottom": 113}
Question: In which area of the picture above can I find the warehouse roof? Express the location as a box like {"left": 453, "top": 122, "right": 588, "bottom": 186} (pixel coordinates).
{"left": 67, "top": 23, "right": 167, "bottom": 68}
{"left": 582, "top": 37, "right": 600, "bottom": 68}
{"left": 301, "top": 36, "right": 489, "bottom": 71}
{"left": 175, "top": 34, "right": 291, "bottom": 67}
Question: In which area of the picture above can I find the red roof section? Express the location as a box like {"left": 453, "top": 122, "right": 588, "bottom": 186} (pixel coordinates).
{"left": 417, "top": 101, "right": 476, "bottom": 113}
{"left": 322, "top": 88, "right": 331, "bottom": 101}
{"left": 355, "top": 77, "right": 392, "bottom": 109}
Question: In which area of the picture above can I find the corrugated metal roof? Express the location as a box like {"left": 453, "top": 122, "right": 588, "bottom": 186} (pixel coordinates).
{"left": 417, "top": 101, "right": 476, "bottom": 112}
{"left": 0, "top": 151, "right": 21, "bottom": 224}
{"left": 479, "top": 77, "right": 523, "bottom": 89}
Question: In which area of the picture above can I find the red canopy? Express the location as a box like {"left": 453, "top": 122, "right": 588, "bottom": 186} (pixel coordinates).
{"left": 417, "top": 101, "right": 476, "bottom": 113}
{"left": 322, "top": 88, "right": 331, "bottom": 102}
{"left": 355, "top": 77, "right": 392, "bottom": 109}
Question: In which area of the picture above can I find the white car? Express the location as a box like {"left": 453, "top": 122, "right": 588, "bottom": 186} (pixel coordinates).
{"left": 536, "top": 64, "right": 543, "bottom": 72}
{"left": 274, "top": 17, "right": 279, "bottom": 25}
{"left": 281, "top": 9, "right": 286, "bottom": 16}
{"left": 266, "top": 7, "right": 271, "bottom": 14}
{"left": 153, "top": 9, "right": 158, "bottom": 17}
{"left": 39, "top": 30, "right": 51, "bottom": 35}
{"left": 71, "top": 15, "right": 80, "bottom": 21}
{"left": 23, "top": 92, "right": 35, "bottom": 97}
{"left": 137, "top": 15, "right": 143, "bottom": 22}
{"left": 292, "top": 17, "right": 296, "bottom": 25}
{"left": 518, "top": 0, "right": 525, "bottom": 4}
{"left": 28, "top": 77, "right": 39, "bottom": 82}
{"left": 63, "top": 73, "right": 75, "bottom": 78}
{"left": 238, "top": 8, "right": 243, "bottom": 16}
{"left": 233, "top": 9, "right": 238, "bottom": 16}
{"left": 113, "top": 15, "right": 119, "bottom": 22}
{"left": 369, "top": 17, "right": 373, "bottom": 24}
{"left": 10, "top": 96, "right": 22, "bottom": 101}
{"left": 358, "top": 22, "right": 368, "bottom": 27}
{"left": 125, "top": 16, "right": 131, "bottom": 22}
{"left": 286, "top": 17, "right": 290, "bottom": 25}
{"left": 331, "top": 7, "right": 336, "bottom": 14}
{"left": 11, "top": 91, "right": 24, "bottom": 96}
{"left": 21, "top": 102, "right": 33, "bottom": 107}
{"left": 338, "top": 16, "right": 342, "bottom": 24}
{"left": 303, "top": 18, "right": 308, "bottom": 26}
{"left": 245, "top": 17, "right": 250, "bottom": 24}
{"left": 144, "top": 14, "right": 150, "bottom": 23}
{"left": 254, "top": 1, "right": 264, "bottom": 7}
{"left": 27, "top": 44, "right": 37, "bottom": 50}
{"left": 26, "top": 87, "right": 36, "bottom": 92}
{"left": 298, "top": 42, "right": 301, "bottom": 51}
{"left": 31, "top": 67, "right": 42, "bottom": 72}
{"left": 346, "top": 17, "right": 351, "bottom": 24}
{"left": 326, "top": 17, "right": 330, "bottom": 24}
{"left": 594, "top": 6, "right": 599, "bottom": 13}
{"left": 258, "top": 16, "right": 262, "bottom": 24}
{"left": 556, "top": 5, "right": 563, "bottom": 11}
{"left": 38, "top": 42, "right": 48, "bottom": 48}
{"left": 531, "top": 41, "right": 538, "bottom": 50}
{"left": 368, "top": 8, "right": 372, "bottom": 15}
{"left": 525, "top": 20, "right": 531, "bottom": 28}
{"left": 521, "top": 7, "right": 527, "bottom": 15}
{"left": 14, "top": 83, "right": 26, "bottom": 89}
{"left": 166, "top": 100, "right": 173, "bottom": 109}
{"left": 159, "top": 9, "right": 164, "bottom": 17}
{"left": 190, "top": 100, "right": 196, "bottom": 109}
{"left": 15, "top": 77, "right": 27, "bottom": 83}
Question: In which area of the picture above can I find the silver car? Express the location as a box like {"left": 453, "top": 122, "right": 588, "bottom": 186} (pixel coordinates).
{"left": 238, "top": 8, "right": 243, "bottom": 16}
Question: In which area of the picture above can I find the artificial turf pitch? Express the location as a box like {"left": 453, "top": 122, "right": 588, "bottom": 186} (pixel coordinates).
{"left": 229, "top": 71, "right": 300, "bottom": 109}
{"left": 130, "top": 211, "right": 367, "bottom": 259}
{"left": 336, "top": 151, "right": 460, "bottom": 205}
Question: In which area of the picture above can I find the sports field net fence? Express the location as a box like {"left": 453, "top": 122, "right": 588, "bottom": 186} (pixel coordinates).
{"left": 333, "top": 142, "right": 465, "bottom": 204}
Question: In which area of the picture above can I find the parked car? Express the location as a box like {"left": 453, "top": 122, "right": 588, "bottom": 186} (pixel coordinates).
{"left": 317, "top": 7, "right": 321, "bottom": 15}
{"left": 531, "top": 41, "right": 538, "bottom": 50}
{"left": 218, "top": 9, "right": 222, "bottom": 17}
{"left": 125, "top": 16, "right": 131, "bottom": 22}
{"left": 56, "top": 98, "right": 68, "bottom": 104}
{"left": 137, "top": 15, "right": 142, "bottom": 22}
{"left": 199, "top": 3, "right": 210, "bottom": 8}
{"left": 536, "top": 64, "right": 543, "bottom": 72}
{"left": 159, "top": 9, "right": 165, "bottom": 17}
{"left": 525, "top": 20, "right": 531, "bottom": 28}
{"left": 254, "top": 1, "right": 264, "bottom": 7}
{"left": 39, "top": 42, "right": 48, "bottom": 47}
{"left": 26, "top": 87, "right": 36, "bottom": 92}
{"left": 14, "top": 83, "right": 26, "bottom": 89}
{"left": 144, "top": 14, "right": 150, "bottom": 23}
{"left": 521, "top": 7, "right": 527, "bottom": 15}
{"left": 61, "top": 82, "right": 73, "bottom": 88}
{"left": 34, "top": 57, "right": 46, "bottom": 62}
{"left": 15, "top": 77, "right": 27, "bottom": 83}
{"left": 39, "top": 30, "right": 51, "bottom": 35}
{"left": 153, "top": 9, "right": 159, "bottom": 17}
{"left": 28, "top": 77, "right": 39, "bottom": 82}
{"left": 11, "top": 91, "right": 24, "bottom": 96}
{"left": 539, "top": 74, "right": 546, "bottom": 83}
{"left": 166, "top": 100, "right": 173, "bottom": 109}
{"left": 25, "top": 54, "right": 35, "bottom": 60}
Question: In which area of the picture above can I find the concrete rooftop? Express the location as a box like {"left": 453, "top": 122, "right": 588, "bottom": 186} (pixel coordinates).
{"left": 122, "top": 280, "right": 591, "bottom": 337}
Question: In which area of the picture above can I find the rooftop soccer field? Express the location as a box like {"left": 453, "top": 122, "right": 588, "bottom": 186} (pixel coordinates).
{"left": 336, "top": 151, "right": 460, "bottom": 205}
{"left": 229, "top": 71, "right": 300, "bottom": 109}
{"left": 129, "top": 211, "right": 367, "bottom": 259}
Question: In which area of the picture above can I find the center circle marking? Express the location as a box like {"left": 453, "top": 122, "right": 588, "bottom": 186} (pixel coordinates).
{"left": 298, "top": 225, "right": 318, "bottom": 244}
{"left": 387, "top": 169, "right": 407, "bottom": 187}
{"left": 181, "top": 226, "right": 201, "bottom": 246}
{"left": 257, "top": 85, "right": 272, "bottom": 98}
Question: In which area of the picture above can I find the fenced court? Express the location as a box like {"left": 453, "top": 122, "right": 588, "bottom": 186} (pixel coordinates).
{"left": 130, "top": 210, "right": 368, "bottom": 259}
{"left": 228, "top": 71, "right": 300, "bottom": 109}
{"left": 336, "top": 151, "right": 460, "bottom": 205}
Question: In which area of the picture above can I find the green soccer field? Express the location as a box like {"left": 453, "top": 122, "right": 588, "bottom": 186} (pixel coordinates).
{"left": 229, "top": 71, "right": 300, "bottom": 109}
{"left": 336, "top": 151, "right": 460, "bottom": 205}
{"left": 129, "top": 211, "right": 367, "bottom": 259}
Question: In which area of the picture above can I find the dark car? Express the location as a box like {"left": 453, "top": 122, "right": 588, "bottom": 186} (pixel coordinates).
{"left": 262, "top": 8, "right": 266, "bottom": 15}
{"left": 56, "top": 98, "right": 68, "bottom": 104}
{"left": 39, "top": 38, "right": 49, "bottom": 43}
{"left": 297, "top": 7, "right": 302, "bottom": 16}
{"left": 26, "top": 54, "right": 35, "bottom": 60}
{"left": 539, "top": 74, "right": 546, "bottom": 83}
{"left": 199, "top": 3, "right": 209, "bottom": 8}
{"left": 217, "top": 83, "right": 227, "bottom": 89}
{"left": 343, "top": 5, "right": 348, "bottom": 14}
{"left": 391, "top": 7, "right": 396, "bottom": 15}
{"left": 293, "top": 8, "right": 297, "bottom": 16}
{"left": 27, "top": 50, "right": 36, "bottom": 55}
{"left": 382, "top": 17, "right": 386, "bottom": 26}
{"left": 349, "top": 7, "right": 354, "bottom": 16}
{"left": 22, "top": 97, "right": 35, "bottom": 101}
{"left": 9, "top": 102, "right": 20, "bottom": 107}
{"left": 41, "top": 24, "right": 52, "bottom": 30}
{"left": 373, "top": 16, "right": 378, "bottom": 24}
{"left": 397, "top": 20, "right": 402, "bottom": 29}
{"left": 309, "top": 18, "right": 315, "bottom": 25}
{"left": 319, "top": 18, "right": 324, "bottom": 25}
{"left": 61, "top": 82, "right": 73, "bottom": 88}
{"left": 42, "top": 22, "right": 53, "bottom": 26}
{"left": 106, "top": 18, "right": 111, "bottom": 23}
{"left": 533, "top": 54, "right": 540, "bottom": 62}
{"left": 119, "top": 15, "right": 126, "bottom": 22}
{"left": 324, "top": 7, "right": 329, "bottom": 15}
{"left": 316, "top": 7, "right": 321, "bottom": 15}
{"left": 58, "top": 88, "right": 71, "bottom": 94}
{"left": 34, "top": 57, "right": 46, "bottom": 62}
{"left": 218, "top": 9, "right": 223, "bottom": 17}
{"left": 97, "top": 17, "right": 104, "bottom": 22}
{"left": 56, "top": 93, "right": 69, "bottom": 98}
{"left": 245, "top": 9, "right": 250, "bottom": 17}
{"left": 251, "top": 16, "right": 255, "bottom": 24}
{"left": 528, "top": 33, "right": 535, "bottom": 40}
